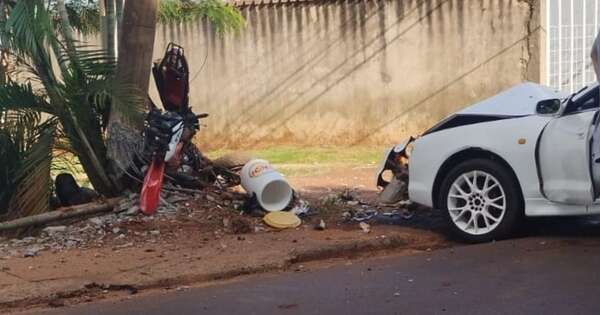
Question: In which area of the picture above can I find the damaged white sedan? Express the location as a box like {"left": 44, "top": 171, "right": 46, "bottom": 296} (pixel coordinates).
{"left": 377, "top": 82, "right": 600, "bottom": 242}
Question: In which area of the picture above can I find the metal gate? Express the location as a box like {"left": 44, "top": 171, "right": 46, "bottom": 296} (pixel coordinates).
{"left": 547, "top": 0, "right": 600, "bottom": 92}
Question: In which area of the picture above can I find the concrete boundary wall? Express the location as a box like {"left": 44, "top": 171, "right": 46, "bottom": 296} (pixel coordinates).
{"left": 146, "top": 0, "right": 542, "bottom": 149}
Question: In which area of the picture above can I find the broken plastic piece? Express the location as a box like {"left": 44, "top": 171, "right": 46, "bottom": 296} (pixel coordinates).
{"left": 140, "top": 159, "right": 166, "bottom": 215}
{"left": 263, "top": 211, "right": 301, "bottom": 229}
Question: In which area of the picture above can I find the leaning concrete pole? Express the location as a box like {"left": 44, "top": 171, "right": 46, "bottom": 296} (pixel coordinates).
{"left": 106, "top": 0, "right": 159, "bottom": 186}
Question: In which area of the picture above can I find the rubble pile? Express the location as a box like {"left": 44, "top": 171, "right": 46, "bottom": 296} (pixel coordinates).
{"left": 318, "top": 187, "right": 415, "bottom": 228}
{"left": 0, "top": 182, "right": 421, "bottom": 258}
{"left": 0, "top": 188, "right": 250, "bottom": 258}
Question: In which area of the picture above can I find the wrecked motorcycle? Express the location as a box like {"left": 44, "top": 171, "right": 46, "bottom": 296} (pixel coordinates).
{"left": 139, "top": 43, "right": 242, "bottom": 214}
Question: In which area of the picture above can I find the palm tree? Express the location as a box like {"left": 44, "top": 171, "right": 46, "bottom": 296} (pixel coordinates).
{"left": 0, "top": 0, "right": 143, "bottom": 201}
{"left": 0, "top": 0, "right": 244, "bottom": 218}
{"left": 106, "top": 0, "right": 159, "bottom": 184}
{"left": 107, "top": 0, "right": 244, "bottom": 186}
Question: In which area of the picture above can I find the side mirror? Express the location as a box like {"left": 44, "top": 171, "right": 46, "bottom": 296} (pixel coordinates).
{"left": 536, "top": 99, "right": 561, "bottom": 115}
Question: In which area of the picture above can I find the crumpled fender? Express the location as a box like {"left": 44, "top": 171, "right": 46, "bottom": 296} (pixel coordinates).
{"left": 375, "top": 137, "right": 414, "bottom": 189}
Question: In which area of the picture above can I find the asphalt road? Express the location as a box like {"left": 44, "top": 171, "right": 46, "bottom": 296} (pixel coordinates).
{"left": 35, "top": 234, "right": 600, "bottom": 315}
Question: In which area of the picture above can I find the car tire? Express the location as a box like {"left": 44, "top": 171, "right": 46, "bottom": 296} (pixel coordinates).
{"left": 438, "top": 158, "right": 522, "bottom": 243}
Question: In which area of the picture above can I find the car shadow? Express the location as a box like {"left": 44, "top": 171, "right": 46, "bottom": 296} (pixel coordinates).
{"left": 297, "top": 184, "right": 600, "bottom": 242}
{"left": 518, "top": 215, "right": 600, "bottom": 238}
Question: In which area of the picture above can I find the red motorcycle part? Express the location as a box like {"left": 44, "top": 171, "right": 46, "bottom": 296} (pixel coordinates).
{"left": 140, "top": 158, "right": 166, "bottom": 215}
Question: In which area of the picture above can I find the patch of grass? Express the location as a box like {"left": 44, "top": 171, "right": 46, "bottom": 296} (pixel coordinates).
{"left": 207, "top": 146, "right": 384, "bottom": 166}
{"left": 207, "top": 146, "right": 386, "bottom": 177}
{"left": 49, "top": 147, "right": 385, "bottom": 190}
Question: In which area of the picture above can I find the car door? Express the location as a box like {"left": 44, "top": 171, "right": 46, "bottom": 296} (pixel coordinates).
{"left": 537, "top": 86, "right": 599, "bottom": 205}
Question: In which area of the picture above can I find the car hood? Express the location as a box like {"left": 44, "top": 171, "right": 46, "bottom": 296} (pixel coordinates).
{"left": 457, "top": 82, "right": 565, "bottom": 116}
{"left": 422, "top": 82, "right": 567, "bottom": 136}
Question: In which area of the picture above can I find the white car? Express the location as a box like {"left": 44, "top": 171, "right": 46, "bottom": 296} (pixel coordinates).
{"left": 377, "top": 82, "right": 600, "bottom": 242}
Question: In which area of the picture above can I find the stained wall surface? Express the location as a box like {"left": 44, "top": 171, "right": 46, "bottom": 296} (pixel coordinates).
{"left": 147, "top": 0, "right": 542, "bottom": 148}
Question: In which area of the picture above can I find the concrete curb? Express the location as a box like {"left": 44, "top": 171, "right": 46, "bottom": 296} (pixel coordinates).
{"left": 0, "top": 233, "right": 443, "bottom": 311}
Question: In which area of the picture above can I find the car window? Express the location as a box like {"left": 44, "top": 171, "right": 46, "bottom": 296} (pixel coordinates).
{"left": 564, "top": 86, "right": 599, "bottom": 115}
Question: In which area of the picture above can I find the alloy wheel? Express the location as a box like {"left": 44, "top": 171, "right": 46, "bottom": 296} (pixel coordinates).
{"left": 447, "top": 170, "right": 506, "bottom": 235}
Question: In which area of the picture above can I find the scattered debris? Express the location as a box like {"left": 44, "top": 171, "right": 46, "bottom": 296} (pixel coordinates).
{"left": 320, "top": 193, "right": 342, "bottom": 206}
{"left": 42, "top": 226, "right": 67, "bottom": 234}
{"left": 359, "top": 222, "right": 371, "bottom": 233}
{"left": 222, "top": 217, "right": 231, "bottom": 229}
{"left": 290, "top": 199, "right": 312, "bottom": 216}
{"left": 343, "top": 206, "right": 414, "bottom": 226}
{"left": 0, "top": 188, "right": 249, "bottom": 257}
{"left": 401, "top": 209, "right": 414, "bottom": 220}
{"left": 89, "top": 217, "right": 105, "bottom": 226}
{"left": 350, "top": 209, "right": 378, "bottom": 222}
{"left": 230, "top": 217, "right": 252, "bottom": 234}
{"left": 263, "top": 211, "right": 301, "bottom": 229}
{"left": 23, "top": 246, "right": 42, "bottom": 258}
{"left": 398, "top": 200, "right": 412, "bottom": 207}
{"left": 340, "top": 187, "right": 360, "bottom": 202}
{"left": 0, "top": 179, "right": 419, "bottom": 259}
{"left": 83, "top": 282, "right": 138, "bottom": 295}
{"left": 125, "top": 205, "right": 140, "bottom": 216}
{"left": 315, "top": 219, "right": 326, "bottom": 231}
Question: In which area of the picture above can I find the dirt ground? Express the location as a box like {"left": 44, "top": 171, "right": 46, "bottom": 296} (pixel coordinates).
{"left": 0, "top": 166, "right": 450, "bottom": 313}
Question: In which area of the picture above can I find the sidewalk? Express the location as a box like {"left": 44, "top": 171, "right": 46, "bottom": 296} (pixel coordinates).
{"left": 0, "top": 225, "right": 447, "bottom": 313}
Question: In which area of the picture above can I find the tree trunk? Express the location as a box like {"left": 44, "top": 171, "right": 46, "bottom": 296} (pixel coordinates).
{"left": 105, "top": 0, "right": 117, "bottom": 59}
{"left": 106, "top": 0, "right": 158, "bottom": 185}
{"left": 0, "top": 198, "right": 121, "bottom": 231}
{"left": 99, "top": 0, "right": 106, "bottom": 48}
{"left": 116, "top": 0, "right": 124, "bottom": 38}
{"left": 114, "top": 0, "right": 158, "bottom": 97}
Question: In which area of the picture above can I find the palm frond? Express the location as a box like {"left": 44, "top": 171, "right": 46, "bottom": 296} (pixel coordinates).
{"left": 57, "top": 43, "right": 116, "bottom": 78}
{"left": 0, "top": 81, "right": 54, "bottom": 114}
{"left": 65, "top": 1, "right": 101, "bottom": 35}
{"left": 0, "top": 109, "right": 42, "bottom": 153}
{"left": 55, "top": 42, "right": 144, "bottom": 130}
{"left": 0, "top": 128, "right": 22, "bottom": 212}
{"left": 8, "top": 123, "right": 56, "bottom": 219}
{"left": 2, "top": 0, "right": 57, "bottom": 72}
{"left": 89, "top": 77, "right": 145, "bottom": 129}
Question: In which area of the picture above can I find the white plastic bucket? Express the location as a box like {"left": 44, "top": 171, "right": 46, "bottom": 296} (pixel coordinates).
{"left": 240, "top": 159, "right": 293, "bottom": 211}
